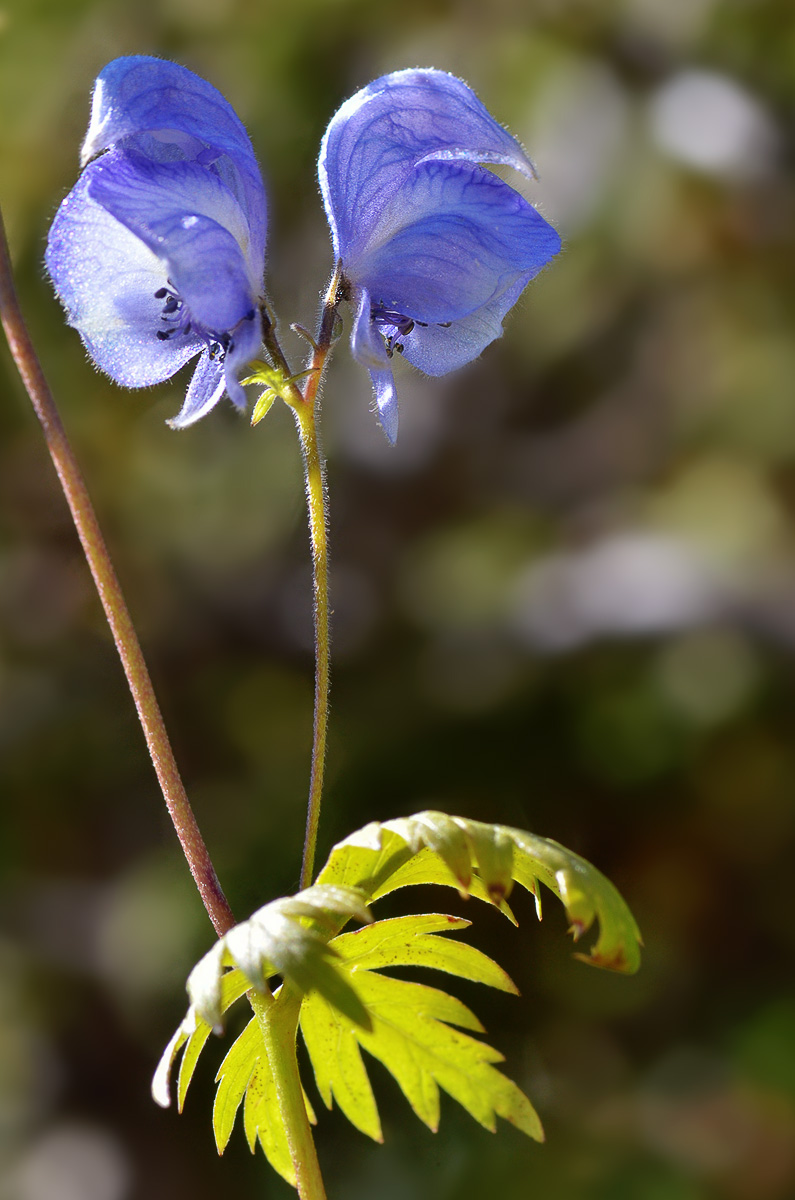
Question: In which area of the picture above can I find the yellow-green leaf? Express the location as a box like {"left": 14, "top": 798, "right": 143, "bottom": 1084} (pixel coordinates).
{"left": 334, "top": 914, "right": 518, "bottom": 994}
{"left": 153, "top": 968, "right": 253, "bottom": 1111}
{"left": 154, "top": 810, "right": 639, "bottom": 1185}
{"left": 250, "top": 390, "right": 275, "bottom": 425}
{"left": 177, "top": 1019, "right": 213, "bottom": 1112}
{"left": 509, "top": 828, "right": 642, "bottom": 972}
{"left": 178, "top": 969, "right": 251, "bottom": 1111}
{"left": 214, "top": 1017, "right": 260, "bottom": 1153}
{"left": 242, "top": 1057, "right": 296, "bottom": 1185}
{"left": 316, "top": 825, "right": 416, "bottom": 896}
{"left": 300, "top": 991, "right": 382, "bottom": 1142}
{"left": 211, "top": 1012, "right": 300, "bottom": 1186}
{"left": 316, "top": 812, "right": 642, "bottom": 974}
{"left": 301, "top": 965, "right": 543, "bottom": 1140}
{"left": 369, "top": 848, "right": 517, "bottom": 922}
{"left": 467, "top": 823, "right": 514, "bottom": 903}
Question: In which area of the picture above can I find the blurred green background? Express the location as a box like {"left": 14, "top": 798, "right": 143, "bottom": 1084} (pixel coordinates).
{"left": 2, "top": 0, "right": 795, "bottom": 1197}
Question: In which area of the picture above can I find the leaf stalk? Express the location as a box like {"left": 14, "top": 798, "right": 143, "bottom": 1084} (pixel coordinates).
{"left": 249, "top": 987, "right": 328, "bottom": 1200}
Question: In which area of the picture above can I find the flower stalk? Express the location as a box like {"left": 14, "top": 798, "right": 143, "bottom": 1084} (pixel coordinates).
{"left": 0, "top": 206, "right": 235, "bottom": 938}
{"left": 292, "top": 399, "right": 330, "bottom": 891}
{"left": 261, "top": 267, "right": 342, "bottom": 889}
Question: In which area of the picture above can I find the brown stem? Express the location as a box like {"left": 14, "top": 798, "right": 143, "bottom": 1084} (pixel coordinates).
{"left": 0, "top": 207, "right": 234, "bottom": 937}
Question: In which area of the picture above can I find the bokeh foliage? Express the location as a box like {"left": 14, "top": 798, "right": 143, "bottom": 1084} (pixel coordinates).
{"left": 1, "top": 0, "right": 795, "bottom": 1198}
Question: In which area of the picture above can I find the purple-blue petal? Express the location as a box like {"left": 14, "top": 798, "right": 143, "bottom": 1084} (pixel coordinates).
{"left": 401, "top": 274, "right": 530, "bottom": 376}
{"left": 168, "top": 348, "right": 227, "bottom": 428}
{"left": 320, "top": 68, "right": 536, "bottom": 260}
{"left": 349, "top": 289, "right": 399, "bottom": 441}
{"left": 165, "top": 306, "right": 261, "bottom": 429}
{"left": 350, "top": 286, "right": 390, "bottom": 370}
{"left": 87, "top": 149, "right": 257, "bottom": 334}
{"left": 369, "top": 367, "right": 399, "bottom": 444}
{"left": 353, "top": 160, "right": 561, "bottom": 323}
{"left": 45, "top": 170, "right": 203, "bottom": 386}
{"left": 81, "top": 56, "right": 266, "bottom": 272}
{"left": 223, "top": 308, "right": 262, "bottom": 410}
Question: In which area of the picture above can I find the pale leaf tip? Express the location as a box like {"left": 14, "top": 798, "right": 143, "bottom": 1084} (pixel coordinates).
{"left": 151, "top": 1064, "right": 172, "bottom": 1110}
{"left": 568, "top": 919, "right": 587, "bottom": 942}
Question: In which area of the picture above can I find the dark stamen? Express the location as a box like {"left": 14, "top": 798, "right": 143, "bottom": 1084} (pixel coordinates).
{"left": 371, "top": 303, "right": 417, "bottom": 338}
{"left": 209, "top": 330, "right": 233, "bottom": 362}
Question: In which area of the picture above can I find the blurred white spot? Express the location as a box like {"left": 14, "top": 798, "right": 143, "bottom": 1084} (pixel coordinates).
{"left": 525, "top": 59, "right": 630, "bottom": 233}
{"left": 624, "top": 0, "right": 717, "bottom": 48}
{"left": 511, "top": 533, "right": 725, "bottom": 651}
{"left": 12, "top": 1124, "right": 130, "bottom": 1200}
{"left": 649, "top": 69, "right": 776, "bottom": 178}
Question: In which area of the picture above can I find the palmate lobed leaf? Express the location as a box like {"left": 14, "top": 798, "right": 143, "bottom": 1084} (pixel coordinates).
{"left": 334, "top": 913, "right": 518, "bottom": 993}
{"left": 153, "top": 813, "right": 641, "bottom": 1186}
{"left": 213, "top": 1014, "right": 318, "bottom": 1185}
{"left": 317, "top": 811, "right": 643, "bottom": 973}
{"left": 153, "top": 969, "right": 314, "bottom": 1186}
{"left": 300, "top": 913, "right": 541, "bottom": 1142}
{"left": 214, "top": 1016, "right": 260, "bottom": 1154}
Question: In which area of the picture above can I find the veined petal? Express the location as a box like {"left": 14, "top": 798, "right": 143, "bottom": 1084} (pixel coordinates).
{"left": 81, "top": 56, "right": 266, "bottom": 272}
{"left": 168, "top": 348, "right": 226, "bottom": 428}
{"left": 45, "top": 171, "right": 203, "bottom": 386}
{"left": 320, "top": 68, "right": 536, "bottom": 259}
{"left": 350, "top": 286, "right": 390, "bottom": 370}
{"left": 350, "top": 288, "right": 399, "bottom": 441}
{"left": 82, "top": 56, "right": 255, "bottom": 166}
{"left": 87, "top": 150, "right": 257, "bottom": 333}
{"left": 353, "top": 161, "right": 561, "bottom": 323}
{"left": 162, "top": 294, "right": 261, "bottom": 428}
{"left": 402, "top": 274, "right": 530, "bottom": 376}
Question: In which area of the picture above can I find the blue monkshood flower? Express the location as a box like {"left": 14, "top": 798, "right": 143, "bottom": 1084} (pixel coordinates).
{"left": 46, "top": 56, "right": 267, "bottom": 428}
{"left": 319, "top": 69, "right": 562, "bottom": 442}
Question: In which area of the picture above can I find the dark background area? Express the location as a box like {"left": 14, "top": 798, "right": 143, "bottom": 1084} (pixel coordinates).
{"left": 2, "top": 0, "right": 795, "bottom": 1197}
